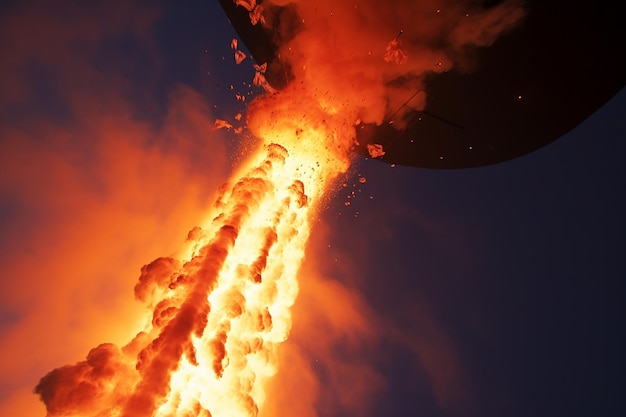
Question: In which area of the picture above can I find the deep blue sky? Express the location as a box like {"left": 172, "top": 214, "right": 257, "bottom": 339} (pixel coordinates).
{"left": 1, "top": 1, "right": 623, "bottom": 416}
{"left": 334, "top": 87, "right": 625, "bottom": 416}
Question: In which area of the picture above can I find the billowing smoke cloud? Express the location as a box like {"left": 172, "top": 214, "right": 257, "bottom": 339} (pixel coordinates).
{"left": 248, "top": 0, "right": 525, "bottom": 144}
{"left": 0, "top": 1, "right": 231, "bottom": 415}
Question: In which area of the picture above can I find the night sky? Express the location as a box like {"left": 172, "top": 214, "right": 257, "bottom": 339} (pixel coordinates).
{"left": 0, "top": 1, "right": 624, "bottom": 416}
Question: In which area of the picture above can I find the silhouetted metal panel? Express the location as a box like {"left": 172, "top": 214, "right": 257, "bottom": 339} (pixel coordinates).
{"left": 219, "top": 0, "right": 625, "bottom": 169}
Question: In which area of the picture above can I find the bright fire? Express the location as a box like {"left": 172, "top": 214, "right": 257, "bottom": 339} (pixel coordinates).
{"left": 35, "top": 81, "right": 353, "bottom": 417}
{"left": 32, "top": 1, "right": 526, "bottom": 415}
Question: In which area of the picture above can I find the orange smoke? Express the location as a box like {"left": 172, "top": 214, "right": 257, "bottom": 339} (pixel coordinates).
{"left": 262, "top": 0, "right": 525, "bottom": 128}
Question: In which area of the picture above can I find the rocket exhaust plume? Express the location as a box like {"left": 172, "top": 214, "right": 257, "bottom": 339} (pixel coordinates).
{"left": 35, "top": 132, "right": 346, "bottom": 416}
{"left": 33, "top": 1, "right": 525, "bottom": 416}
{"left": 34, "top": 82, "right": 353, "bottom": 416}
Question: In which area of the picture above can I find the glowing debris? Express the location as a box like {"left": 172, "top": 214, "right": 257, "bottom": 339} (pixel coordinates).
{"left": 253, "top": 72, "right": 276, "bottom": 94}
{"left": 249, "top": 4, "right": 265, "bottom": 25}
{"left": 214, "top": 119, "right": 233, "bottom": 130}
{"left": 235, "top": 0, "right": 256, "bottom": 11}
{"left": 234, "top": 50, "right": 247, "bottom": 64}
{"left": 253, "top": 62, "right": 267, "bottom": 73}
{"left": 366, "top": 143, "right": 386, "bottom": 158}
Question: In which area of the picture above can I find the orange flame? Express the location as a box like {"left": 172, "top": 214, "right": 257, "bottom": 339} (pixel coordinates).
{"left": 35, "top": 83, "right": 353, "bottom": 416}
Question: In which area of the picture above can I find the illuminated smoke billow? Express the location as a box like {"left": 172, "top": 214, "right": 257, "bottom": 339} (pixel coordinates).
{"left": 0, "top": 0, "right": 525, "bottom": 416}
{"left": 35, "top": 139, "right": 336, "bottom": 416}
{"left": 256, "top": 0, "right": 525, "bottom": 131}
